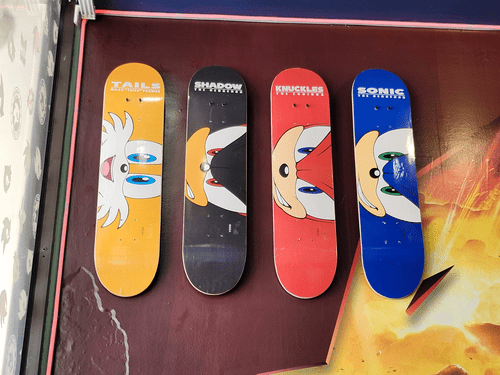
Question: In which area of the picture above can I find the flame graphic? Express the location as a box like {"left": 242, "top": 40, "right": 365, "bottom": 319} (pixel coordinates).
{"left": 281, "top": 125, "right": 500, "bottom": 374}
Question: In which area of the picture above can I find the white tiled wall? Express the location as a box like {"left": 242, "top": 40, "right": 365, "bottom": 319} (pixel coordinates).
{"left": 0, "top": 1, "right": 61, "bottom": 374}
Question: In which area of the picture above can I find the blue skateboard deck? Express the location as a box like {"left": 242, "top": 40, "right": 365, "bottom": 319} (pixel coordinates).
{"left": 183, "top": 66, "right": 247, "bottom": 295}
{"left": 352, "top": 69, "right": 424, "bottom": 298}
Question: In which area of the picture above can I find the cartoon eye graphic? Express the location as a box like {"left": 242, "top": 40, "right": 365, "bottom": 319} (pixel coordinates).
{"left": 377, "top": 178, "right": 420, "bottom": 222}
{"left": 200, "top": 126, "right": 247, "bottom": 213}
{"left": 206, "top": 178, "right": 222, "bottom": 187}
{"left": 126, "top": 175, "right": 156, "bottom": 185}
{"left": 127, "top": 153, "right": 157, "bottom": 163}
{"left": 373, "top": 128, "right": 414, "bottom": 171}
{"left": 123, "top": 173, "right": 161, "bottom": 199}
{"left": 298, "top": 147, "right": 315, "bottom": 155}
{"left": 298, "top": 186, "right": 323, "bottom": 194}
{"left": 126, "top": 140, "right": 162, "bottom": 165}
{"left": 294, "top": 126, "right": 330, "bottom": 162}
{"left": 207, "top": 148, "right": 222, "bottom": 156}
{"left": 204, "top": 170, "right": 246, "bottom": 214}
{"left": 373, "top": 129, "right": 421, "bottom": 222}
{"left": 380, "top": 186, "right": 402, "bottom": 196}
{"left": 205, "top": 126, "right": 246, "bottom": 162}
{"left": 378, "top": 151, "right": 404, "bottom": 161}
{"left": 295, "top": 178, "right": 334, "bottom": 220}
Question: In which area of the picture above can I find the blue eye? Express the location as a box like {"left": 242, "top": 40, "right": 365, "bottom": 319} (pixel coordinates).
{"left": 128, "top": 153, "right": 157, "bottom": 163}
{"left": 298, "top": 147, "right": 315, "bottom": 154}
{"left": 126, "top": 175, "right": 156, "bottom": 185}
{"left": 298, "top": 186, "right": 323, "bottom": 194}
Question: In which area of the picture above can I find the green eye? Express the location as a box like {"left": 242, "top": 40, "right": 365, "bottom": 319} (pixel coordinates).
{"left": 378, "top": 151, "right": 404, "bottom": 161}
{"left": 381, "top": 186, "right": 402, "bottom": 196}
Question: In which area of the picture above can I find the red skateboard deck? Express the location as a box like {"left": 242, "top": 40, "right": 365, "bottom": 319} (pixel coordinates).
{"left": 95, "top": 63, "right": 164, "bottom": 297}
{"left": 271, "top": 68, "right": 337, "bottom": 299}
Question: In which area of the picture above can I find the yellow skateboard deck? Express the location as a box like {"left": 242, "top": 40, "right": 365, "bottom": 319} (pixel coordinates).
{"left": 95, "top": 63, "right": 164, "bottom": 297}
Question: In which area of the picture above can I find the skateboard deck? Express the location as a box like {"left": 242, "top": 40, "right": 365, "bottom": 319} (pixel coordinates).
{"left": 352, "top": 68, "right": 424, "bottom": 298}
{"left": 183, "top": 66, "right": 247, "bottom": 295}
{"left": 95, "top": 63, "right": 164, "bottom": 297}
{"left": 271, "top": 68, "right": 337, "bottom": 299}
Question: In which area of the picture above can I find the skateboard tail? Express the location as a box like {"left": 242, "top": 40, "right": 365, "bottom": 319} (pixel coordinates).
{"left": 361, "top": 243, "right": 425, "bottom": 299}
{"left": 183, "top": 244, "right": 246, "bottom": 296}
{"left": 273, "top": 232, "right": 338, "bottom": 299}
{"left": 95, "top": 234, "right": 160, "bottom": 297}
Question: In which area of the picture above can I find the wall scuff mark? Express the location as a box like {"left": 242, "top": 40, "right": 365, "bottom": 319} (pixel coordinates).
{"left": 54, "top": 267, "right": 129, "bottom": 375}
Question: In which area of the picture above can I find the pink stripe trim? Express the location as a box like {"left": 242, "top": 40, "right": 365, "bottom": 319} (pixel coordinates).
{"left": 45, "top": 18, "right": 88, "bottom": 375}
{"left": 94, "top": 8, "right": 500, "bottom": 31}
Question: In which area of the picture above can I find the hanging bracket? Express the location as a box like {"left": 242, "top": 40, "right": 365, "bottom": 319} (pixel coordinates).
{"left": 73, "top": 0, "right": 95, "bottom": 25}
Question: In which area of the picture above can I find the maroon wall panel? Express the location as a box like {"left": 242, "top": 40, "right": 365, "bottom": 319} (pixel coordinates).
{"left": 52, "top": 14, "right": 500, "bottom": 375}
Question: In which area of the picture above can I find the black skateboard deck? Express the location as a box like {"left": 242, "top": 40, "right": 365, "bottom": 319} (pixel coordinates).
{"left": 183, "top": 66, "right": 247, "bottom": 295}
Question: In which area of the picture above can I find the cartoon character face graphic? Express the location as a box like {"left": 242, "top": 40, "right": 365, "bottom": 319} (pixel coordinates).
{"left": 272, "top": 125, "right": 335, "bottom": 221}
{"left": 38, "top": 79, "right": 47, "bottom": 125}
{"left": 23, "top": 141, "right": 30, "bottom": 176}
{"left": 355, "top": 128, "right": 421, "bottom": 222}
{"left": 97, "top": 112, "right": 162, "bottom": 228}
{"left": 0, "top": 290, "right": 7, "bottom": 327}
{"left": 13, "top": 249, "right": 19, "bottom": 283}
{"left": 2, "top": 217, "right": 11, "bottom": 254}
{"left": 7, "top": 335, "right": 16, "bottom": 375}
{"left": 11, "top": 87, "right": 21, "bottom": 139}
{"left": 4, "top": 165, "right": 11, "bottom": 192}
{"left": 20, "top": 32, "right": 27, "bottom": 66}
{"left": 27, "top": 249, "right": 34, "bottom": 275}
{"left": 32, "top": 194, "right": 40, "bottom": 239}
{"left": 185, "top": 125, "right": 246, "bottom": 214}
{"left": 18, "top": 289, "right": 27, "bottom": 320}
{"left": 34, "top": 147, "right": 42, "bottom": 179}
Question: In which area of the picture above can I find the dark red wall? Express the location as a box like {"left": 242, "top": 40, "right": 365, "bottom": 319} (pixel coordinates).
{"left": 53, "top": 14, "right": 500, "bottom": 374}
